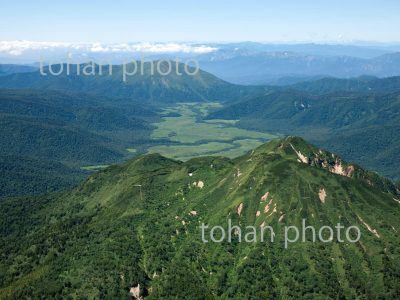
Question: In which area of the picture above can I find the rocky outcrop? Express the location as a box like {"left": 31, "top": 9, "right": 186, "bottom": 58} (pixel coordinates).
{"left": 290, "top": 143, "right": 355, "bottom": 178}
{"left": 261, "top": 191, "right": 269, "bottom": 202}
{"left": 129, "top": 284, "right": 141, "bottom": 299}
{"left": 357, "top": 215, "right": 380, "bottom": 238}
{"left": 329, "top": 160, "right": 354, "bottom": 177}
{"left": 237, "top": 203, "right": 243, "bottom": 216}
{"left": 192, "top": 181, "right": 205, "bottom": 188}
{"left": 319, "top": 188, "right": 327, "bottom": 203}
{"left": 289, "top": 143, "right": 309, "bottom": 164}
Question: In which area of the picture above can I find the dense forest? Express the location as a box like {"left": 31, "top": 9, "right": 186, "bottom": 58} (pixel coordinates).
{"left": 207, "top": 77, "right": 400, "bottom": 179}
{"left": 1, "top": 137, "right": 399, "bottom": 299}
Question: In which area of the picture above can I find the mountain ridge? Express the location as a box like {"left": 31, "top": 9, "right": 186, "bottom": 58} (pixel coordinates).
{"left": 0, "top": 61, "right": 265, "bottom": 103}
{"left": 1, "top": 137, "right": 399, "bottom": 299}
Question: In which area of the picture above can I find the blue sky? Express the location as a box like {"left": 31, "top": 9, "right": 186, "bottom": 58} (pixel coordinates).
{"left": 1, "top": 0, "right": 399, "bottom": 43}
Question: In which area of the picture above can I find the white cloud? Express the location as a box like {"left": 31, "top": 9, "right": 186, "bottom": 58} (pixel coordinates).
{"left": 0, "top": 41, "right": 217, "bottom": 56}
{"left": 0, "top": 41, "right": 72, "bottom": 56}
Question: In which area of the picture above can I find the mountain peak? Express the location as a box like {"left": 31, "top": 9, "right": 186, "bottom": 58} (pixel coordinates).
{"left": 2, "top": 135, "right": 400, "bottom": 298}
{"left": 250, "top": 136, "right": 399, "bottom": 195}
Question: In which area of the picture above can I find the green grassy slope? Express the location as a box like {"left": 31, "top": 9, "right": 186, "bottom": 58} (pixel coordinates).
{"left": 1, "top": 137, "right": 399, "bottom": 299}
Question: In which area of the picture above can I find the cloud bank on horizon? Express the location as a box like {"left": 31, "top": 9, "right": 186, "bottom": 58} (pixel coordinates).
{"left": 1, "top": 40, "right": 400, "bottom": 65}
{"left": 0, "top": 41, "right": 218, "bottom": 56}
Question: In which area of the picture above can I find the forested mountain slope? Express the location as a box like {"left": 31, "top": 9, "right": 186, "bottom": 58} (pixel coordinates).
{"left": 1, "top": 137, "right": 399, "bottom": 299}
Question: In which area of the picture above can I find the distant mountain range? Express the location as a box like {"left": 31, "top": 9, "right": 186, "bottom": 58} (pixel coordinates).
{"left": 1, "top": 41, "right": 399, "bottom": 61}
{"left": 0, "top": 64, "right": 37, "bottom": 76}
{"left": 0, "top": 62, "right": 261, "bottom": 103}
{"left": 2, "top": 42, "right": 400, "bottom": 85}
{"left": 197, "top": 52, "right": 400, "bottom": 84}
{"left": 291, "top": 76, "right": 400, "bottom": 94}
